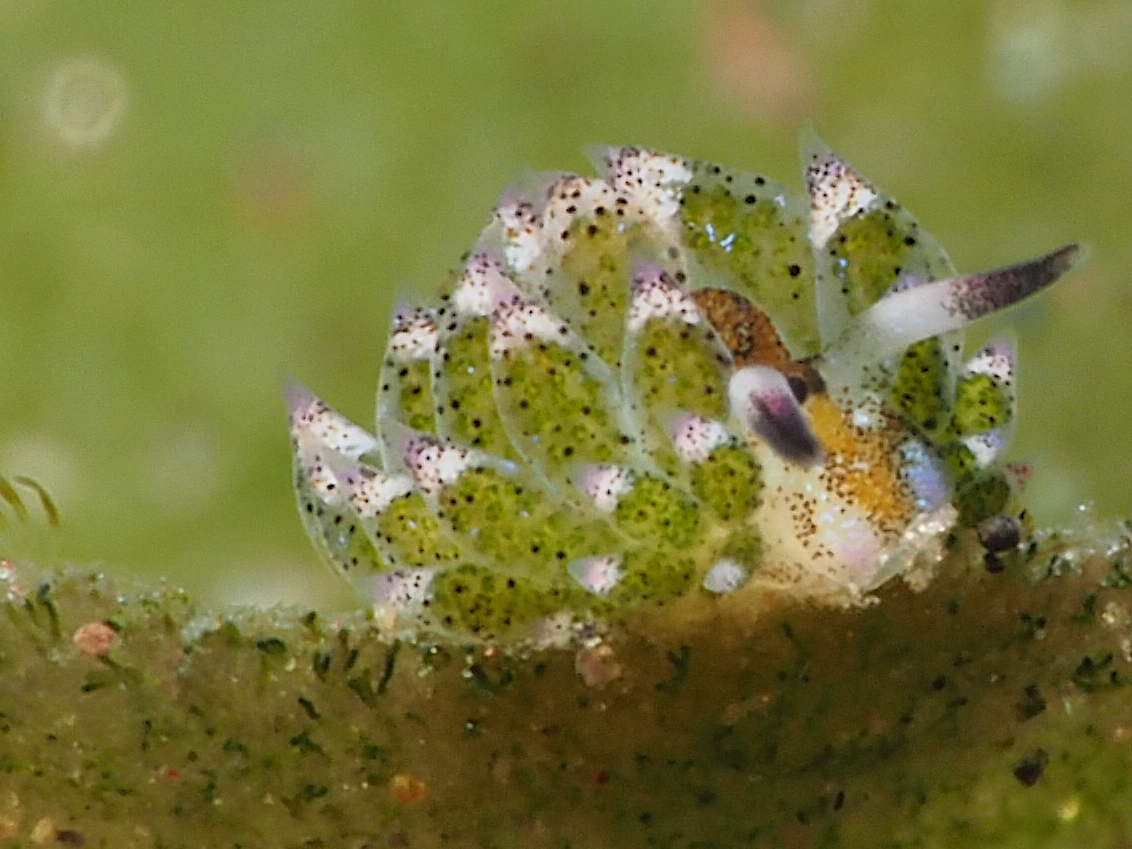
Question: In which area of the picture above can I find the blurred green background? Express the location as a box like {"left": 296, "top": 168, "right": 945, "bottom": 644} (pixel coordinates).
{"left": 0, "top": 0, "right": 1128, "bottom": 608}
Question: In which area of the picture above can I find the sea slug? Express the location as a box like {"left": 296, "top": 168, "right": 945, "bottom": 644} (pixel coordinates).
{"left": 287, "top": 135, "right": 1081, "bottom": 643}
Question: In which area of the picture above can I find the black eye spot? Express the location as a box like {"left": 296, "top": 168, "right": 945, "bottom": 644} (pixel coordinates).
{"left": 786, "top": 375, "right": 809, "bottom": 404}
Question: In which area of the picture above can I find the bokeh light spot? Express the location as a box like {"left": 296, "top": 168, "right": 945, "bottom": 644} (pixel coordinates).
{"left": 43, "top": 57, "right": 128, "bottom": 147}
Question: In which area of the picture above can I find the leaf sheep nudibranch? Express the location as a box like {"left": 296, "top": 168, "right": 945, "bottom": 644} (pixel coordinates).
{"left": 287, "top": 137, "right": 1083, "bottom": 643}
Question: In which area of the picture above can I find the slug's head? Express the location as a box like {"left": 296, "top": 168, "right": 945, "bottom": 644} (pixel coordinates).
{"left": 288, "top": 134, "right": 1083, "bottom": 642}
{"left": 688, "top": 233, "right": 1080, "bottom": 594}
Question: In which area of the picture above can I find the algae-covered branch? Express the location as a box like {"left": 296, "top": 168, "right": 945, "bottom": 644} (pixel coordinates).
{"left": 1, "top": 526, "right": 1131, "bottom": 846}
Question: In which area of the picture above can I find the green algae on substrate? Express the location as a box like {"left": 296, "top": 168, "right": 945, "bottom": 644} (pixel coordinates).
{"left": 2, "top": 537, "right": 1132, "bottom": 848}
